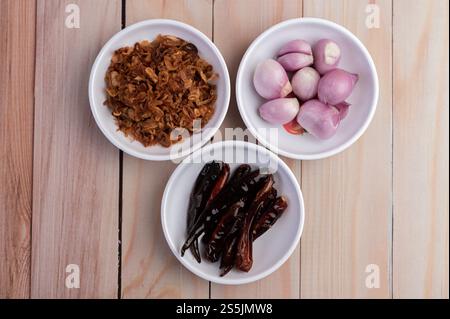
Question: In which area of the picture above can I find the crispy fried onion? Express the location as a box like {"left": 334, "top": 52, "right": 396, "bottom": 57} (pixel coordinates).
{"left": 104, "top": 35, "right": 217, "bottom": 147}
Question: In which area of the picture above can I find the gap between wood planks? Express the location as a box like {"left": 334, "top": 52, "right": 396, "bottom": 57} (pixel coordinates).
{"left": 209, "top": 0, "right": 215, "bottom": 301}
{"left": 117, "top": 0, "right": 127, "bottom": 300}
{"left": 390, "top": 2, "right": 394, "bottom": 299}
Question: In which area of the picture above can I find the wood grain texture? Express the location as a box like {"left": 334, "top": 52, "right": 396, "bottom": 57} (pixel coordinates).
{"left": 211, "top": 0, "right": 302, "bottom": 299}
{"left": 216, "top": 0, "right": 302, "bottom": 133}
{"left": 393, "top": 0, "right": 449, "bottom": 299}
{"left": 31, "top": 0, "right": 121, "bottom": 298}
{"left": 0, "top": 0, "right": 447, "bottom": 300}
{"left": 301, "top": 0, "right": 392, "bottom": 298}
{"left": 121, "top": 0, "right": 212, "bottom": 298}
{"left": 0, "top": 0, "right": 35, "bottom": 298}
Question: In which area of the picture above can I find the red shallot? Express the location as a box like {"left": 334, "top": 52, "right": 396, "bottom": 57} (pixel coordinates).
{"left": 259, "top": 98, "right": 300, "bottom": 124}
{"left": 291, "top": 66, "right": 320, "bottom": 101}
{"left": 253, "top": 59, "right": 292, "bottom": 99}
{"left": 297, "top": 99, "right": 340, "bottom": 139}
{"left": 313, "top": 39, "right": 341, "bottom": 74}
{"left": 318, "top": 69, "right": 358, "bottom": 105}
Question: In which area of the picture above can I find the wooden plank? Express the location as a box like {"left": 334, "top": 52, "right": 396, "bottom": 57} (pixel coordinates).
{"left": 0, "top": 0, "right": 35, "bottom": 298}
{"left": 121, "top": 0, "right": 212, "bottom": 299}
{"left": 31, "top": 0, "right": 121, "bottom": 298}
{"left": 211, "top": 0, "right": 302, "bottom": 299}
{"left": 301, "top": 0, "right": 392, "bottom": 298}
{"left": 393, "top": 0, "right": 449, "bottom": 299}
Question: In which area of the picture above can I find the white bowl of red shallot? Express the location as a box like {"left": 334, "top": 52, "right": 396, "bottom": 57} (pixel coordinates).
{"left": 236, "top": 18, "right": 379, "bottom": 160}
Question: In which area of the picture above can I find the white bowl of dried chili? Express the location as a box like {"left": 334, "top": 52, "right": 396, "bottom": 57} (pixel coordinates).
{"left": 89, "top": 19, "right": 230, "bottom": 161}
{"left": 161, "top": 141, "right": 304, "bottom": 285}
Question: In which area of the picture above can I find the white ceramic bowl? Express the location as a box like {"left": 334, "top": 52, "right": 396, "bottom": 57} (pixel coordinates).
{"left": 89, "top": 19, "right": 230, "bottom": 161}
{"left": 236, "top": 18, "right": 379, "bottom": 160}
{"left": 161, "top": 141, "right": 304, "bottom": 285}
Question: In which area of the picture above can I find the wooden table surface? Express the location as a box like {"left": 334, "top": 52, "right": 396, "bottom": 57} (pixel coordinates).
{"left": 0, "top": 0, "right": 448, "bottom": 299}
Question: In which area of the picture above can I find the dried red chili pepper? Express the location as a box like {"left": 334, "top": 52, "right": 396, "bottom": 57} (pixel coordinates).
{"left": 219, "top": 186, "right": 277, "bottom": 276}
{"left": 253, "top": 187, "right": 277, "bottom": 224}
{"left": 235, "top": 175, "right": 274, "bottom": 272}
{"left": 185, "top": 161, "right": 224, "bottom": 262}
{"left": 219, "top": 208, "right": 246, "bottom": 276}
{"left": 205, "top": 197, "right": 246, "bottom": 262}
{"left": 205, "top": 164, "right": 252, "bottom": 214}
{"left": 202, "top": 169, "right": 261, "bottom": 244}
{"left": 187, "top": 161, "right": 223, "bottom": 231}
{"left": 252, "top": 196, "right": 288, "bottom": 240}
{"left": 220, "top": 235, "right": 239, "bottom": 276}
{"left": 205, "top": 163, "right": 231, "bottom": 207}
{"left": 181, "top": 169, "right": 260, "bottom": 256}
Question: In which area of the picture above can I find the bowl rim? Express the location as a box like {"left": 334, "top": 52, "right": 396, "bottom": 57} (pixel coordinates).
{"left": 236, "top": 17, "right": 379, "bottom": 160}
{"left": 160, "top": 140, "right": 305, "bottom": 285}
{"left": 88, "top": 19, "right": 231, "bottom": 161}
